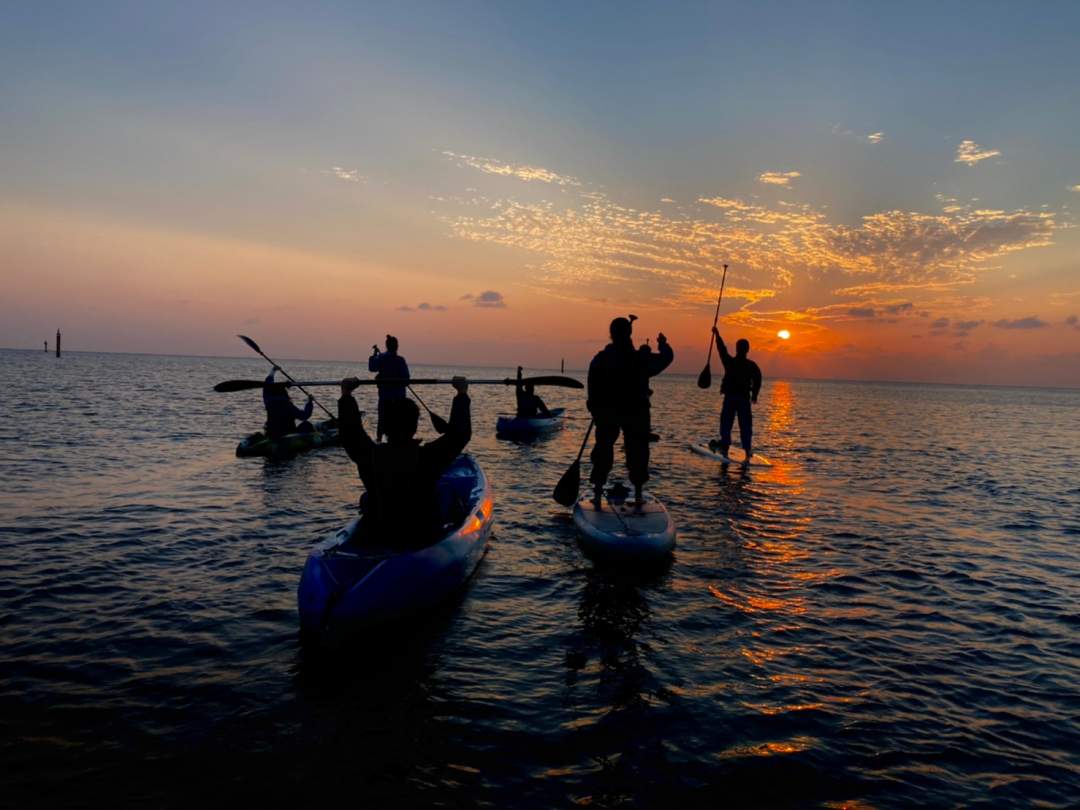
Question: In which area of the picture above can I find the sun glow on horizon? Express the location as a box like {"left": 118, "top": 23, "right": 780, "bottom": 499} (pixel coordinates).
{"left": 777, "top": 330, "right": 791, "bottom": 340}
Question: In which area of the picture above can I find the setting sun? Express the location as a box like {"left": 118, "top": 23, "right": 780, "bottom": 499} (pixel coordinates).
{"left": 777, "top": 330, "right": 791, "bottom": 340}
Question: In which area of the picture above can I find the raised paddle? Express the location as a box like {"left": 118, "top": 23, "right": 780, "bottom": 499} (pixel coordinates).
{"left": 553, "top": 418, "right": 595, "bottom": 506}
{"left": 697, "top": 263, "right": 729, "bottom": 389}
{"left": 408, "top": 385, "right": 450, "bottom": 434}
{"left": 236, "top": 335, "right": 336, "bottom": 420}
{"left": 214, "top": 375, "right": 585, "bottom": 393}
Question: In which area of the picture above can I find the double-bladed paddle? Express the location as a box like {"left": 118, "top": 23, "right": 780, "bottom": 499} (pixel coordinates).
{"left": 214, "top": 375, "right": 585, "bottom": 393}
{"left": 697, "top": 263, "right": 729, "bottom": 389}
{"left": 553, "top": 418, "right": 595, "bottom": 506}
{"left": 236, "top": 335, "right": 336, "bottom": 420}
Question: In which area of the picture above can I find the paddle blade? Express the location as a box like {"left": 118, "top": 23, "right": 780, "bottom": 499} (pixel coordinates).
{"left": 553, "top": 460, "right": 581, "bottom": 506}
{"left": 697, "top": 363, "right": 712, "bottom": 389}
{"left": 237, "top": 334, "right": 263, "bottom": 355}
{"left": 521, "top": 375, "right": 584, "bottom": 389}
{"left": 214, "top": 379, "right": 266, "bottom": 392}
{"left": 430, "top": 413, "right": 450, "bottom": 434}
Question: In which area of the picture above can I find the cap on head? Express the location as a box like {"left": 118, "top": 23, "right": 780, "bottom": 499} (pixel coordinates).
{"left": 384, "top": 398, "right": 419, "bottom": 441}
{"left": 386, "top": 335, "right": 399, "bottom": 352}
{"left": 610, "top": 317, "right": 633, "bottom": 341}
{"left": 736, "top": 338, "right": 750, "bottom": 356}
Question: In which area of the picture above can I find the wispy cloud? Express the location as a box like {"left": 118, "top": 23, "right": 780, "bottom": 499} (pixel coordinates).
{"left": 993, "top": 316, "right": 1048, "bottom": 330}
{"left": 758, "top": 171, "right": 801, "bottom": 186}
{"left": 955, "top": 140, "right": 1001, "bottom": 166}
{"left": 324, "top": 167, "right": 364, "bottom": 183}
{"left": 832, "top": 125, "right": 885, "bottom": 144}
{"left": 439, "top": 163, "right": 1056, "bottom": 310}
{"left": 443, "top": 151, "right": 579, "bottom": 186}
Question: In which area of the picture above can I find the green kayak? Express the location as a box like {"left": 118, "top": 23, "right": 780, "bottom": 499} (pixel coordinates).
{"left": 236, "top": 419, "right": 340, "bottom": 458}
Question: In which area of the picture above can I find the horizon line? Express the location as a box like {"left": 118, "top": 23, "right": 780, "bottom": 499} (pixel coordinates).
{"left": 3, "top": 346, "right": 1078, "bottom": 393}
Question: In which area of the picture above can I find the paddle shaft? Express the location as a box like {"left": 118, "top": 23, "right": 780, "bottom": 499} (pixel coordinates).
{"left": 215, "top": 376, "right": 583, "bottom": 393}
{"left": 703, "top": 263, "right": 729, "bottom": 365}
{"left": 237, "top": 335, "right": 336, "bottom": 420}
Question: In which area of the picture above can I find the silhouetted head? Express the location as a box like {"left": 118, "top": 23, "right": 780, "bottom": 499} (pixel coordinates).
{"left": 265, "top": 382, "right": 289, "bottom": 397}
{"left": 524, "top": 383, "right": 535, "bottom": 395}
{"left": 609, "top": 317, "right": 633, "bottom": 342}
{"left": 385, "top": 335, "right": 399, "bottom": 353}
{"left": 736, "top": 338, "right": 750, "bottom": 357}
{"left": 383, "top": 398, "right": 419, "bottom": 442}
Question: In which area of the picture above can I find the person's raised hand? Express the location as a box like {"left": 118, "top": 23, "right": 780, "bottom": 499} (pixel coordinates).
{"left": 451, "top": 376, "right": 469, "bottom": 395}
{"left": 341, "top": 376, "right": 361, "bottom": 395}
{"left": 712, "top": 325, "right": 720, "bottom": 338}
{"left": 657, "top": 332, "right": 668, "bottom": 345}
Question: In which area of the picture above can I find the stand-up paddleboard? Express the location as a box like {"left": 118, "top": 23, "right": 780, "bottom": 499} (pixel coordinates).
{"left": 688, "top": 443, "right": 772, "bottom": 467}
{"left": 572, "top": 492, "right": 676, "bottom": 564}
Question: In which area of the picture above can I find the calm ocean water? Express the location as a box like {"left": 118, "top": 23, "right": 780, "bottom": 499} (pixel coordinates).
{"left": 1, "top": 348, "right": 1077, "bottom": 808}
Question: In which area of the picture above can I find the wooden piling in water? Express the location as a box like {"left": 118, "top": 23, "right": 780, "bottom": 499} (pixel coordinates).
{"left": 56, "top": 330, "right": 61, "bottom": 358}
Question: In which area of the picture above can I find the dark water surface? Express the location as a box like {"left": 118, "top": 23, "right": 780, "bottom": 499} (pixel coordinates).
{"left": 2, "top": 349, "right": 1078, "bottom": 808}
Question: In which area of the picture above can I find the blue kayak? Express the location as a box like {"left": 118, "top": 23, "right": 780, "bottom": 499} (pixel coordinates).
{"left": 495, "top": 407, "right": 565, "bottom": 438}
{"left": 297, "top": 455, "right": 493, "bottom": 636}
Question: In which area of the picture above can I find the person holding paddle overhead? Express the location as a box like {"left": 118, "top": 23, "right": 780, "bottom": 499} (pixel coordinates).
{"left": 709, "top": 327, "right": 762, "bottom": 462}
{"left": 338, "top": 375, "right": 471, "bottom": 546}
{"left": 263, "top": 367, "right": 314, "bottom": 439}
{"left": 587, "top": 316, "right": 673, "bottom": 509}
{"left": 369, "top": 335, "right": 410, "bottom": 442}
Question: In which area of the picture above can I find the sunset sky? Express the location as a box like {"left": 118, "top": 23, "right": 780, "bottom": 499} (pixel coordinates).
{"left": 2, "top": 2, "right": 1079, "bottom": 386}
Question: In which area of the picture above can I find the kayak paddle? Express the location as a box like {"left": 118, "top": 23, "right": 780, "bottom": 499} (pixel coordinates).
{"left": 408, "top": 385, "right": 450, "bottom": 434}
{"left": 553, "top": 418, "right": 594, "bottom": 506}
{"left": 214, "top": 375, "right": 585, "bottom": 393}
{"left": 236, "top": 335, "right": 336, "bottom": 420}
{"left": 697, "top": 263, "right": 728, "bottom": 390}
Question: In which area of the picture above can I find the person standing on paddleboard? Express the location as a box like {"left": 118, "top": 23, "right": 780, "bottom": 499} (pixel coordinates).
{"left": 587, "top": 316, "right": 673, "bottom": 509}
{"left": 338, "top": 375, "right": 471, "bottom": 546}
{"left": 710, "top": 326, "right": 762, "bottom": 462}
{"left": 368, "top": 334, "right": 410, "bottom": 442}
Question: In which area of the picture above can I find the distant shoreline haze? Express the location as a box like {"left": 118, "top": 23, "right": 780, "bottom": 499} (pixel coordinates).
{"left": 3, "top": 347, "right": 1078, "bottom": 392}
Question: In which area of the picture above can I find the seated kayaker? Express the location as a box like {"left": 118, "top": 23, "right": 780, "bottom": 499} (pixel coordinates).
{"left": 339, "top": 375, "right": 471, "bottom": 547}
{"left": 514, "top": 367, "right": 552, "bottom": 419}
{"left": 263, "top": 367, "right": 314, "bottom": 439}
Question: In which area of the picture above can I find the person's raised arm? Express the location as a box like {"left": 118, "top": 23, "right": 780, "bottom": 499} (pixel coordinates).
{"left": 262, "top": 367, "right": 277, "bottom": 408}
{"left": 423, "top": 377, "right": 471, "bottom": 469}
{"left": 367, "top": 346, "right": 381, "bottom": 373}
{"left": 294, "top": 395, "right": 314, "bottom": 421}
{"left": 647, "top": 333, "right": 674, "bottom": 376}
{"left": 712, "top": 326, "right": 731, "bottom": 361}
{"left": 338, "top": 377, "right": 374, "bottom": 467}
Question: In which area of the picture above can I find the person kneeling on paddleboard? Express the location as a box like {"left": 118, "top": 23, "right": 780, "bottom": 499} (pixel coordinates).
{"left": 338, "top": 375, "right": 471, "bottom": 547}
{"left": 263, "top": 367, "right": 314, "bottom": 439}
{"left": 587, "top": 316, "right": 673, "bottom": 509}
{"left": 709, "top": 327, "right": 762, "bottom": 462}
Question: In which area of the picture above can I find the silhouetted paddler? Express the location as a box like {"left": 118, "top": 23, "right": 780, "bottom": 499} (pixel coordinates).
{"left": 368, "top": 334, "right": 410, "bottom": 442}
{"left": 262, "top": 367, "right": 313, "bottom": 439}
{"left": 338, "top": 375, "right": 471, "bottom": 546}
{"left": 710, "top": 326, "right": 762, "bottom": 461}
{"left": 514, "top": 366, "right": 552, "bottom": 419}
{"left": 587, "top": 316, "right": 673, "bottom": 508}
